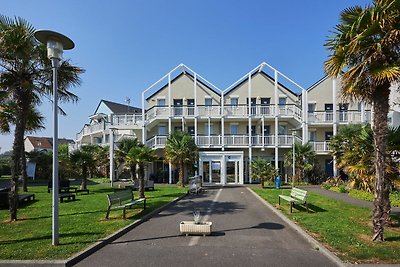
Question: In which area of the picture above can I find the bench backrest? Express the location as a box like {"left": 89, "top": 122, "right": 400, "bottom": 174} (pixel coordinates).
{"left": 290, "top": 187, "right": 308, "bottom": 202}
{"left": 107, "top": 190, "right": 133, "bottom": 206}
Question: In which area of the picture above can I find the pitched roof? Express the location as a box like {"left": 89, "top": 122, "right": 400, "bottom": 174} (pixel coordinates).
{"left": 145, "top": 71, "right": 221, "bottom": 101}
{"left": 95, "top": 99, "right": 141, "bottom": 114}
{"left": 25, "top": 136, "right": 74, "bottom": 150}
{"left": 224, "top": 70, "right": 299, "bottom": 96}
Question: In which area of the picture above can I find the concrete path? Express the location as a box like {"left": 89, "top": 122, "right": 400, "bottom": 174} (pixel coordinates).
{"left": 74, "top": 186, "right": 338, "bottom": 267}
{"left": 300, "top": 185, "right": 400, "bottom": 215}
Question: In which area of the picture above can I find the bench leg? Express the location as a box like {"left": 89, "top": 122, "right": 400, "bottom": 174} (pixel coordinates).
{"left": 143, "top": 199, "right": 146, "bottom": 209}
{"left": 306, "top": 202, "right": 309, "bottom": 213}
{"left": 105, "top": 207, "right": 111, "bottom": 219}
{"left": 290, "top": 202, "right": 293, "bottom": 213}
{"left": 123, "top": 207, "right": 126, "bottom": 220}
{"left": 278, "top": 197, "right": 281, "bottom": 206}
{"left": 60, "top": 197, "right": 64, "bottom": 203}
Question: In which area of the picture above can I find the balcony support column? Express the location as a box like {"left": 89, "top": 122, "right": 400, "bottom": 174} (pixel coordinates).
{"left": 332, "top": 78, "right": 338, "bottom": 177}
{"left": 302, "top": 89, "right": 308, "bottom": 144}
{"left": 208, "top": 117, "right": 211, "bottom": 146}
{"left": 361, "top": 102, "right": 365, "bottom": 123}
{"left": 168, "top": 73, "right": 172, "bottom": 135}
{"left": 248, "top": 74, "right": 252, "bottom": 146}
{"left": 221, "top": 92, "right": 225, "bottom": 151}
{"left": 109, "top": 129, "right": 115, "bottom": 187}
{"left": 169, "top": 162, "right": 173, "bottom": 184}
{"left": 194, "top": 117, "right": 198, "bottom": 145}
{"left": 248, "top": 147, "right": 252, "bottom": 184}
{"left": 262, "top": 116, "right": 265, "bottom": 149}
{"left": 141, "top": 92, "right": 146, "bottom": 144}
{"left": 274, "top": 70, "right": 279, "bottom": 172}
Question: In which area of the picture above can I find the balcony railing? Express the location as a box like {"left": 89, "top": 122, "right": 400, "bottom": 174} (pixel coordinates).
{"left": 146, "top": 134, "right": 297, "bottom": 149}
{"left": 310, "top": 141, "right": 331, "bottom": 152}
{"left": 145, "top": 104, "right": 302, "bottom": 121}
{"left": 111, "top": 114, "right": 142, "bottom": 125}
{"left": 308, "top": 111, "right": 372, "bottom": 124}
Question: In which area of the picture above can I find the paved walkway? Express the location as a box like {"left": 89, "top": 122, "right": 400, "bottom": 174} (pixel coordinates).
{"left": 300, "top": 185, "right": 400, "bottom": 215}
{"left": 74, "top": 186, "right": 338, "bottom": 267}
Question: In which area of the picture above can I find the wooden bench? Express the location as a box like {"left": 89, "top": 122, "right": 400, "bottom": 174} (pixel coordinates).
{"left": 278, "top": 187, "right": 309, "bottom": 213}
{"left": 59, "top": 193, "right": 76, "bottom": 203}
{"left": 19, "top": 193, "right": 35, "bottom": 203}
{"left": 106, "top": 190, "right": 146, "bottom": 219}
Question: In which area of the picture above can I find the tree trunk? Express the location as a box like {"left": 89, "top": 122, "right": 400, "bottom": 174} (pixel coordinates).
{"left": 138, "top": 164, "right": 145, "bottom": 199}
{"left": 21, "top": 147, "right": 28, "bottom": 192}
{"left": 371, "top": 85, "right": 391, "bottom": 242}
{"left": 179, "top": 161, "right": 185, "bottom": 187}
{"left": 81, "top": 165, "right": 87, "bottom": 190}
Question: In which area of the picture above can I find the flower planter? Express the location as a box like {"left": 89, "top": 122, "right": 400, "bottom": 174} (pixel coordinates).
{"left": 180, "top": 221, "right": 212, "bottom": 236}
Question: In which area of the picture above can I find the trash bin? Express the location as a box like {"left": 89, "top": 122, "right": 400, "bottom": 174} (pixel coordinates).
{"left": 275, "top": 176, "right": 281, "bottom": 189}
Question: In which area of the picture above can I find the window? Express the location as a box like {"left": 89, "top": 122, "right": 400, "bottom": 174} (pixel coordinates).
{"left": 246, "top": 125, "right": 256, "bottom": 135}
{"left": 278, "top": 124, "right": 287, "bottom": 135}
{"left": 188, "top": 126, "right": 195, "bottom": 135}
{"left": 309, "top": 131, "right": 316, "bottom": 142}
{"left": 158, "top": 126, "right": 167, "bottom": 136}
{"left": 174, "top": 99, "right": 183, "bottom": 116}
{"left": 279, "top": 97, "right": 286, "bottom": 106}
{"left": 205, "top": 98, "right": 212, "bottom": 107}
{"left": 204, "top": 124, "right": 214, "bottom": 135}
{"left": 325, "top": 131, "right": 333, "bottom": 140}
{"left": 230, "top": 124, "right": 239, "bottom": 135}
{"left": 230, "top": 98, "right": 238, "bottom": 106}
{"left": 261, "top": 98, "right": 270, "bottom": 105}
{"left": 308, "top": 103, "right": 316, "bottom": 113}
{"left": 174, "top": 126, "right": 182, "bottom": 132}
{"left": 157, "top": 98, "right": 166, "bottom": 107}
{"left": 187, "top": 99, "right": 195, "bottom": 115}
{"left": 339, "top": 103, "right": 349, "bottom": 111}
{"left": 261, "top": 125, "right": 270, "bottom": 135}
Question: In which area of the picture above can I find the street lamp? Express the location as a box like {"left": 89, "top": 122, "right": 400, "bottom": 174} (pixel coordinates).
{"left": 292, "top": 129, "right": 296, "bottom": 187}
{"left": 34, "top": 30, "right": 74, "bottom": 246}
{"left": 109, "top": 127, "right": 118, "bottom": 187}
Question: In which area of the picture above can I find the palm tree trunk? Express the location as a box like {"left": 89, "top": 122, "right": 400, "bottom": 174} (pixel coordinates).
{"left": 371, "top": 85, "right": 391, "bottom": 242}
{"left": 21, "top": 147, "right": 28, "bottom": 192}
{"left": 10, "top": 106, "right": 28, "bottom": 221}
{"left": 138, "top": 164, "right": 145, "bottom": 199}
{"left": 81, "top": 165, "right": 87, "bottom": 190}
{"left": 179, "top": 161, "right": 185, "bottom": 187}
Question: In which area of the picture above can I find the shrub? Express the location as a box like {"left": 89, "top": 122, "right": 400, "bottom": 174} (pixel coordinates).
{"left": 338, "top": 184, "right": 348, "bottom": 193}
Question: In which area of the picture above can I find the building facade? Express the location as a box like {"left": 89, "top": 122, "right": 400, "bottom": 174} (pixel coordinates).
{"left": 75, "top": 63, "right": 400, "bottom": 184}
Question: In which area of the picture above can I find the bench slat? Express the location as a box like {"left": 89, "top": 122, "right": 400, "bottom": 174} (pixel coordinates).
{"left": 278, "top": 187, "right": 309, "bottom": 213}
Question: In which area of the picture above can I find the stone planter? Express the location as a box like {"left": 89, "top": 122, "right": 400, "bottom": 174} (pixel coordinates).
{"left": 180, "top": 221, "right": 212, "bottom": 236}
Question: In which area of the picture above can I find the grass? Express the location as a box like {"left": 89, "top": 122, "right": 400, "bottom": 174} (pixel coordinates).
{"left": 252, "top": 188, "right": 400, "bottom": 264}
{"left": 0, "top": 184, "right": 186, "bottom": 260}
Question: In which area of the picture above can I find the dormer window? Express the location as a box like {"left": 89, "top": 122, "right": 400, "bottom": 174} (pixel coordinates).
{"left": 157, "top": 98, "right": 166, "bottom": 107}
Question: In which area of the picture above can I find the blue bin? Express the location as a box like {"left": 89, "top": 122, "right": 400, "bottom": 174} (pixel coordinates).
{"left": 275, "top": 176, "right": 281, "bottom": 189}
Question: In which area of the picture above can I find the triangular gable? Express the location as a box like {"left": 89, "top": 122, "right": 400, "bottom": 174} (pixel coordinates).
{"left": 146, "top": 71, "right": 221, "bottom": 101}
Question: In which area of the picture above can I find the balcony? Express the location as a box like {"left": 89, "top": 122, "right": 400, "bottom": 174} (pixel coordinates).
{"left": 76, "top": 123, "right": 105, "bottom": 140}
{"left": 310, "top": 141, "right": 331, "bottom": 153}
{"left": 145, "top": 104, "right": 302, "bottom": 122}
{"left": 111, "top": 114, "right": 142, "bottom": 125}
{"left": 146, "top": 134, "right": 299, "bottom": 149}
{"left": 308, "top": 111, "right": 372, "bottom": 124}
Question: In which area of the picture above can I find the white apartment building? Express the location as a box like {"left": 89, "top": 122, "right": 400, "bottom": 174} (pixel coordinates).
{"left": 75, "top": 63, "right": 400, "bottom": 185}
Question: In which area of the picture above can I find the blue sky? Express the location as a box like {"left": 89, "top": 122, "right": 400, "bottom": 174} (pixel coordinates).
{"left": 0, "top": 0, "right": 371, "bottom": 152}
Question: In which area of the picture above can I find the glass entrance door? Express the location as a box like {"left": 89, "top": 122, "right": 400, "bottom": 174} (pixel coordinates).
{"left": 211, "top": 161, "right": 221, "bottom": 183}
{"left": 226, "top": 161, "right": 238, "bottom": 183}
{"left": 202, "top": 161, "right": 210, "bottom": 183}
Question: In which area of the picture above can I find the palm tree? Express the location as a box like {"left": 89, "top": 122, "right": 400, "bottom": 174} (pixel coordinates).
{"left": 325, "top": 0, "right": 400, "bottom": 241}
{"left": 0, "top": 16, "right": 84, "bottom": 221}
{"left": 0, "top": 99, "right": 44, "bottom": 191}
{"left": 284, "top": 143, "right": 316, "bottom": 184}
{"left": 115, "top": 138, "right": 140, "bottom": 181}
{"left": 164, "top": 131, "right": 198, "bottom": 187}
{"left": 69, "top": 146, "right": 96, "bottom": 190}
{"left": 135, "top": 145, "right": 157, "bottom": 198}
{"left": 251, "top": 158, "right": 277, "bottom": 188}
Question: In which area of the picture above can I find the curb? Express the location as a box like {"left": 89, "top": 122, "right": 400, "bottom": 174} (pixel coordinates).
{"left": 247, "top": 187, "right": 346, "bottom": 267}
{"left": 0, "top": 193, "right": 188, "bottom": 267}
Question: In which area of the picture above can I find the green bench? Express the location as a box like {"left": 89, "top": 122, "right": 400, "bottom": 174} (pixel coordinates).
{"left": 106, "top": 190, "right": 146, "bottom": 219}
{"left": 278, "top": 187, "right": 309, "bottom": 213}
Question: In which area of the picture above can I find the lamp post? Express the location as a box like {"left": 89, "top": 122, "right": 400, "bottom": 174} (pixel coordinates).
{"left": 34, "top": 30, "right": 74, "bottom": 246}
{"left": 292, "top": 130, "right": 296, "bottom": 187}
{"left": 109, "top": 127, "right": 118, "bottom": 187}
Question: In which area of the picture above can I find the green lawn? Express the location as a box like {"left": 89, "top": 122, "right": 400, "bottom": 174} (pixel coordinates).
{"left": 252, "top": 188, "right": 400, "bottom": 264}
{"left": 0, "top": 184, "right": 186, "bottom": 260}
